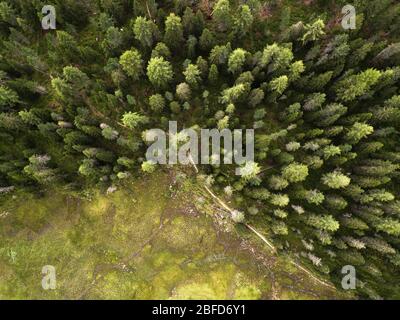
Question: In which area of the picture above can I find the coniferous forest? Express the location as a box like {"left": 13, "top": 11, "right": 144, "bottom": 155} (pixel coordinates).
{"left": 1, "top": 0, "right": 400, "bottom": 300}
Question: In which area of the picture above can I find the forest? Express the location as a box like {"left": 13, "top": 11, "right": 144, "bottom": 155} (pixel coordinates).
{"left": 1, "top": 0, "right": 400, "bottom": 300}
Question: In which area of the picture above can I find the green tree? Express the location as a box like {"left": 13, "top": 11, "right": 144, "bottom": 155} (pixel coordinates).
{"left": 270, "top": 193, "right": 290, "bottom": 207}
{"left": 199, "top": 28, "right": 215, "bottom": 51}
{"left": 238, "top": 161, "right": 261, "bottom": 182}
{"left": 0, "top": 2, "right": 16, "bottom": 26}
{"left": 231, "top": 210, "right": 245, "bottom": 223}
{"left": 122, "top": 112, "right": 149, "bottom": 129}
{"left": 220, "top": 84, "right": 247, "bottom": 104}
{"left": 269, "top": 76, "right": 289, "bottom": 95}
{"left": 142, "top": 160, "right": 156, "bottom": 173}
{"left": 18, "top": 110, "right": 41, "bottom": 126}
{"left": 151, "top": 42, "right": 171, "bottom": 59}
{"left": 268, "top": 175, "right": 289, "bottom": 190}
{"left": 272, "top": 221, "right": 288, "bottom": 235}
{"left": 186, "top": 35, "right": 198, "bottom": 58}
{"left": 148, "top": 94, "right": 165, "bottom": 112}
{"left": 336, "top": 69, "right": 381, "bottom": 102}
{"left": 176, "top": 83, "right": 191, "bottom": 101}
{"left": 249, "top": 88, "right": 264, "bottom": 107}
{"left": 78, "top": 159, "right": 97, "bottom": 178}
{"left": 306, "top": 214, "right": 339, "bottom": 232}
{"left": 182, "top": 7, "right": 195, "bottom": 34}
{"left": 119, "top": 49, "right": 143, "bottom": 80}
{"left": 183, "top": 64, "right": 201, "bottom": 87}
{"left": 302, "top": 19, "right": 325, "bottom": 44}
{"left": 164, "top": 13, "right": 184, "bottom": 50}
{"left": 209, "top": 43, "right": 232, "bottom": 65}
{"left": 261, "top": 43, "right": 294, "bottom": 71}
{"left": 23, "top": 155, "right": 57, "bottom": 184}
{"left": 54, "top": 31, "right": 81, "bottom": 63}
{"left": 375, "top": 218, "right": 400, "bottom": 236}
{"left": 321, "top": 171, "right": 351, "bottom": 189}
{"left": 228, "top": 48, "right": 247, "bottom": 74}
{"left": 0, "top": 86, "right": 19, "bottom": 109}
{"left": 374, "top": 43, "right": 400, "bottom": 65}
{"left": 147, "top": 57, "right": 174, "bottom": 88}
{"left": 345, "top": 122, "right": 374, "bottom": 144}
{"left": 102, "top": 27, "right": 124, "bottom": 56}
{"left": 101, "top": 124, "right": 119, "bottom": 140}
{"left": 303, "top": 189, "right": 325, "bottom": 205}
{"left": 133, "top": 16, "right": 157, "bottom": 48}
{"left": 325, "top": 195, "right": 348, "bottom": 210}
{"left": 289, "top": 60, "right": 305, "bottom": 81}
{"left": 208, "top": 64, "right": 219, "bottom": 83}
{"left": 282, "top": 163, "right": 309, "bottom": 183}
{"left": 234, "top": 5, "right": 253, "bottom": 37}
{"left": 212, "top": 0, "right": 232, "bottom": 31}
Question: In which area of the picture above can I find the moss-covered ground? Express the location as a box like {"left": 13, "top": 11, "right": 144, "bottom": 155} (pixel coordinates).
{"left": 0, "top": 170, "right": 349, "bottom": 299}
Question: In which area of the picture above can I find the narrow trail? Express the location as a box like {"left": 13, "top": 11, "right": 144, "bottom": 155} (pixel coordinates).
{"left": 187, "top": 153, "right": 336, "bottom": 291}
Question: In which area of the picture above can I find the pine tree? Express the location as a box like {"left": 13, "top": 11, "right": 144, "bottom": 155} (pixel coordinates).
{"left": 176, "top": 83, "right": 191, "bottom": 101}
{"left": 375, "top": 218, "right": 400, "bottom": 236}
{"left": 199, "top": 28, "right": 215, "bottom": 51}
{"left": 208, "top": 64, "right": 219, "bottom": 83}
{"left": 142, "top": 160, "right": 156, "bottom": 173}
{"left": 0, "top": 86, "right": 19, "bottom": 109}
{"left": 147, "top": 57, "right": 174, "bottom": 88}
{"left": 306, "top": 214, "right": 339, "bottom": 232}
{"left": 151, "top": 42, "right": 171, "bottom": 59}
{"left": 209, "top": 43, "right": 232, "bottom": 65}
{"left": 269, "top": 76, "right": 289, "bottom": 95}
{"left": 164, "top": 13, "right": 184, "bottom": 50}
{"left": 196, "top": 56, "right": 208, "bottom": 78}
{"left": 248, "top": 88, "right": 264, "bottom": 107}
{"left": 186, "top": 35, "right": 197, "bottom": 58}
{"left": 119, "top": 49, "right": 143, "bottom": 80}
{"left": 220, "top": 84, "right": 247, "bottom": 104}
{"left": 282, "top": 163, "right": 309, "bottom": 183}
{"left": 0, "top": 2, "right": 17, "bottom": 26}
{"left": 324, "top": 195, "right": 348, "bottom": 210}
{"left": 54, "top": 31, "right": 81, "bottom": 63}
{"left": 268, "top": 175, "right": 289, "bottom": 190}
{"left": 228, "top": 48, "right": 247, "bottom": 74}
{"left": 261, "top": 43, "right": 294, "bottom": 72}
{"left": 234, "top": 5, "right": 253, "bottom": 38}
{"left": 133, "top": 16, "right": 157, "bottom": 48}
{"left": 336, "top": 69, "right": 382, "bottom": 102}
{"left": 121, "top": 112, "right": 149, "bottom": 130}
{"left": 182, "top": 7, "right": 195, "bottom": 35}
{"left": 183, "top": 64, "right": 201, "bottom": 87}
{"left": 148, "top": 94, "right": 165, "bottom": 112}
{"left": 374, "top": 43, "right": 400, "bottom": 66}
{"left": 238, "top": 161, "right": 261, "bottom": 182}
{"left": 102, "top": 27, "right": 124, "bottom": 56}
{"left": 302, "top": 19, "right": 325, "bottom": 44}
{"left": 270, "top": 193, "right": 290, "bottom": 207}
{"left": 303, "top": 189, "right": 325, "bottom": 205}
{"left": 345, "top": 122, "right": 374, "bottom": 144}
{"left": 321, "top": 171, "right": 351, "bottom": 189}
{"left": 212, "top": 0, "right": 232, "bottom": 31}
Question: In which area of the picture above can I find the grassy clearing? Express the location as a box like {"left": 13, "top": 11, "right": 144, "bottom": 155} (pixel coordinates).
{"left": 0, "top": 170, "right": 348, "bottom": 299}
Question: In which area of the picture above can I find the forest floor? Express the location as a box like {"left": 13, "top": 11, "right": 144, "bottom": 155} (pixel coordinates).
{"left": 0, "top": 169, "right": 351, "bottom": 299}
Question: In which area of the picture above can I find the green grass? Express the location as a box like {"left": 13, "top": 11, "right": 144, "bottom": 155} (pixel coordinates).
{"left": 0, "top": 170, "right": 348, "bottom": 299}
